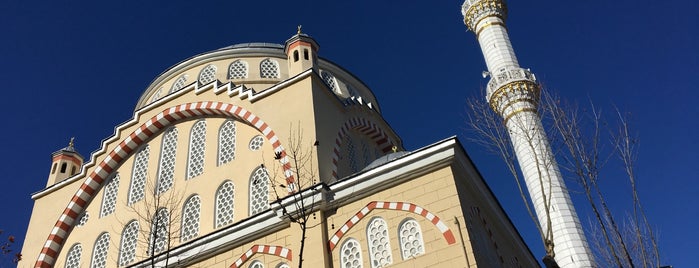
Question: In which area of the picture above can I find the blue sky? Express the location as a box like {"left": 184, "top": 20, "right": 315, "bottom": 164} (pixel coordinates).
{"left": 1, "top": 0, "right": 696, "bottom": 266}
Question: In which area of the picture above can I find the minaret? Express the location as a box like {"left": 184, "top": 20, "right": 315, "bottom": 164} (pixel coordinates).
{"left": 46, "top": 137, "right": 83, "bottom": 187}
{"left": 461, "top": 1, "right": 594, "bottom": 267}
{"left": 284, "top": 25, "right": 320, "bottom": 77}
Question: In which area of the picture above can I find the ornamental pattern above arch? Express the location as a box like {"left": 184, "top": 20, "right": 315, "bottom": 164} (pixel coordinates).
{"left": 331, "top": 117, "right": 396, "bottom": 179}
{"left": 35, "top": 101, "right": 294, "bottom": 268}
{"left": 327, "top": 201, "right": 456, "bottom": 251}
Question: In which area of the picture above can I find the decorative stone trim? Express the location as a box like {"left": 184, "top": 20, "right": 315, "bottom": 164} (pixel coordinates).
{"left": 229, "top": 245, "right": 292, "bottom": 268}
{"left": 462, "top": 0, "right": 507, "bottom": 32}
{"left": 327, "top": 201, "right": 456, "bottom": 251}
{"left": 35, "top": 102, "right": 293, "bottom": 268}
{"left": 488, "top": 80, "right": 540, "bottom": 113}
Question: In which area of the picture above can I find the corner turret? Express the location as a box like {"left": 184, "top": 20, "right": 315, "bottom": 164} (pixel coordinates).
{"left": 284, "top": 26, "right": 320, "bottom": 76}
{"left": 46, "top": 138, "right": 83, "bottom": 187}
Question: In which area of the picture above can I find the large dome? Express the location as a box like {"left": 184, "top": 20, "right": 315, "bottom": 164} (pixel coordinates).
{"left": 135, "top": 41, "right": 380, "bottom": 112}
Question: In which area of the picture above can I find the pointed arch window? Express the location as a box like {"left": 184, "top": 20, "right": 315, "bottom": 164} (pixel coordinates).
{"left": 218, "top": 120, "right": 236, "bottom": 166}
{"left": 198, "top": 64, "right": 218, "bottom": 85}
{"left": 215, "top": 181, "right": 235, "bottom": 228}
{"left": 186, "top": 120, "right": 206, "bottom": 179}
{"left": 149, "top": 208, "right": 170, "bottom": 255}
{"left": 229, "top": 60, "right": 248, "bottom": 79}
{"left": 340, "top": 238, "right": 363, "bottom": 268}
{"left": 90, "top": 233, "right": 110, "bottom": 268}
{"left": 181, "top": 195, "right": 201, "bottom": 242}
{"left": 170, "top": 75, "right": 188, "bottom": 93}
{"left": 260, "top": 58, "right": 280, "bottom": 78}
{"left": 119, "top": 221, "right": 139, "bottom": 266}
{"left": 398, "top": 218, "right": 425, "bottom": 259}
{"left": 367, "top": 217, "right": 392, "bottom": 267}
{"left": 64, "top": 243, "right": 82, "bottom": 268}
{"left": 128, "top": 145, "right": 150, "bottom": 205}
{"left": 321, "top": 70, "right": 339, "bottom": 93}
{"left": 249, "top": 167, "right": 270, "bottom": 215}
{"left": 157, "top": 127, "right": 178, "bottom": 194}
{"left": 100, "top": 173, "right": 119, "bottom": 217}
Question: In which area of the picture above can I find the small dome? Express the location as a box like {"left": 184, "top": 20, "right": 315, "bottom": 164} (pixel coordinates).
{"left": 362, "top": 151, "right": 411, "bottom": 171}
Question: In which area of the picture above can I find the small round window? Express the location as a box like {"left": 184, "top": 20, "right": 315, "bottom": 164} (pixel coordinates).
{"left": 249, "top": 135, "right": 265, "bottom": 151}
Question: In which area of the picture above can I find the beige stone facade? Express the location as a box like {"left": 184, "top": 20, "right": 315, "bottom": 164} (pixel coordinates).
{"left": 22, "top": 33, "right": 537, "bottom": 268}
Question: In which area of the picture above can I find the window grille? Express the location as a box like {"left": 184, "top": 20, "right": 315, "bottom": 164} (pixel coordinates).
{"left": 398, "top": 219, "right": 425, "bottom": 259}
{"left": 260, "top": 59, "right": 280, "bottom": 78}
{"left": 321, "top": 70, "right": 339, "bottom": 93}
{"left": 187, "top": 120, "right": 206, "bottom": 179}
{"left": 149, "top": 208, "right": 170, "bottom": 255}
{"left": 119, "top": 221, "right": 139, "bottom": 266}
{"left": 157, "top": 127, "right": 178, "bottom": 194}
{"left": 181, "top": 195, "right": 201, "bottom": 242}
{"left": 100, "top": 174, "right": 119, "bottom": 217}
{"left": 170, "top": 75, "right": 188, "bottom": 93}
{"left": 229, "top": 60, "right": 248, "bottom": 79}
{"left": 340, "top": 238, "right": 363, "bottom": 268}
{"left": 64, "top": 243, "right": 82, "bottom": 268}
{"left": 77, "top": 212, "right": 89, "bottom": 227}
{"left": 128, "top": 146, "right": 150, "bottom": 205}
{"left": 367, "top": 217, "right": 392, "bottom": 267}
{"left": 218, "top": 120, "right": 236, "bottom": 165}
{"left": 215, "top": 181, "right": 235, "bottom": 228}
{"left": 248, "top": 135, "right": 264, "bottom": 151}
{"left": 249, "top": 167, "right": 270, "bottom": 215}
{"left": 90, "top": 233, "right": 110, "bottom": 268}
{"left": 198, "top": 64, "right": 217, "bottom": 85}
{"left": 249, "top": 260, "right": 264, "bottom": 268}
{"left": 151, "top": 88, "right": 163, "bottom": 103}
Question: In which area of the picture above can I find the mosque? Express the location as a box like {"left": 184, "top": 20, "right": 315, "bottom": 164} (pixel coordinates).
{"left": 21, "top": 1, "right": 593, "bottom": 267}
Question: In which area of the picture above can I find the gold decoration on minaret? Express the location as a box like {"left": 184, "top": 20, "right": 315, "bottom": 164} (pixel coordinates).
{"left": 297, "top": 25, "right": 302, "bottom": 35}
{"left": 68, "top": 137, "right": 75, "bottom": 149}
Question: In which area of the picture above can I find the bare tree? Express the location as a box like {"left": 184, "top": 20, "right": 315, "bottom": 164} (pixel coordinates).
{"left": 265, "top": 125, "right": 322, "bottom": 268}
{"left": 466, "top": 88, "right": 661, "bottom": 267}
{"left": 121, "top": 179, "right": 185, "bottom": 267}
{"left": 0, "top": 229, "right": 21, "bottom": 267}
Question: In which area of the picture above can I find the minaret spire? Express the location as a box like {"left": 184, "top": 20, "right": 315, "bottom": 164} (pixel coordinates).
{"left": 462, "top": 1, "right": 595, "bottom": 267}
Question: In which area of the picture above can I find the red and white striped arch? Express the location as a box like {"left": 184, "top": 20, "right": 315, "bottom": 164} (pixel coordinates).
{"left": 229, "top": 245, "right": 292, "bottom": 268}
{"left": 35, "top": 101, "right": 294, "bottom": 268}
{"left": 331, "top": 117, "right": 395, "bottom": 179}
{"left": 327, "top": 201, "right": 457, "bottom": 251}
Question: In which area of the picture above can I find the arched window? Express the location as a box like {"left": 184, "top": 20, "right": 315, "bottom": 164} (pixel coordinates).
{"left": 293, "top": 50, "right": 299, "bottom": 62}
{"left": 181, "top": 195, "right": 201, "bottom": 242}
{"left": 150, "top": 87, "right": 163, "bottom": 103}
{"left": 64, "top": 243, "right": 82, "bottom": 268}
{"left": 229, "top": 60, "right": 248, "bottom": 79}
{"left": 260, "top": 58, "right": 280, "bottom": 78}
{"left": 340, "top": 238, "right": 363, "bottom": 268}
{"left": 303, "top": 49, "right": 309, "bottom": 60}
{"left": 187, "top": 120, "right": 206, "bottom": 180}
{"left": 320, "top": 70, "right": 339, "bottom": 93}
{"left": 60, "top": 163, "right": 67, "bottom": 173}
{"left": 398, "top": 218, "right": 425, "bottom": 259}
{"left": 215, "top": 181, "right": 235, "bottom": 228}
{"left": 119, "top": 221, "right": 139, "bottom": 266}
{"left": 169, "top": 75, "right": 188, "bottom": 93}
{"left": 249, "top": 260, "right": 264, "bottom": 268}
{"left": 157, "top": 127, "right": 178, "bottom": 194}
{"left": 276, "top": 263, "right": 291, "bottom": 268}
{"left": 77, "top": 212, "right": 89, "bottom": 227}
{"left": 100, "top": 173, "right": 119, "bottom": 217}
{"left": 218, "top": 120, "right": 236, "bottom": 166}
{"left": 149, "top": 208, "right": 170, "bottom": 255}
{"left": 198, "top": 64, "right": 218, "bottom": 85}
{"left": 367, "top": 217, "right": 392, "bottom": 267}
{"left": 249, "top": 167, "right": 270, "bottom": 215}
{"left": 90, "top": 232, "right": 110, "bottom": 268}
{"left": 51, "top": 163, "right": 57, "bottom": 174}
{"left": 128, "top": 145, "right": 150, "bottom": 205}
{"left": 248, "top": 135, "right": 264, "bottom": 151}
